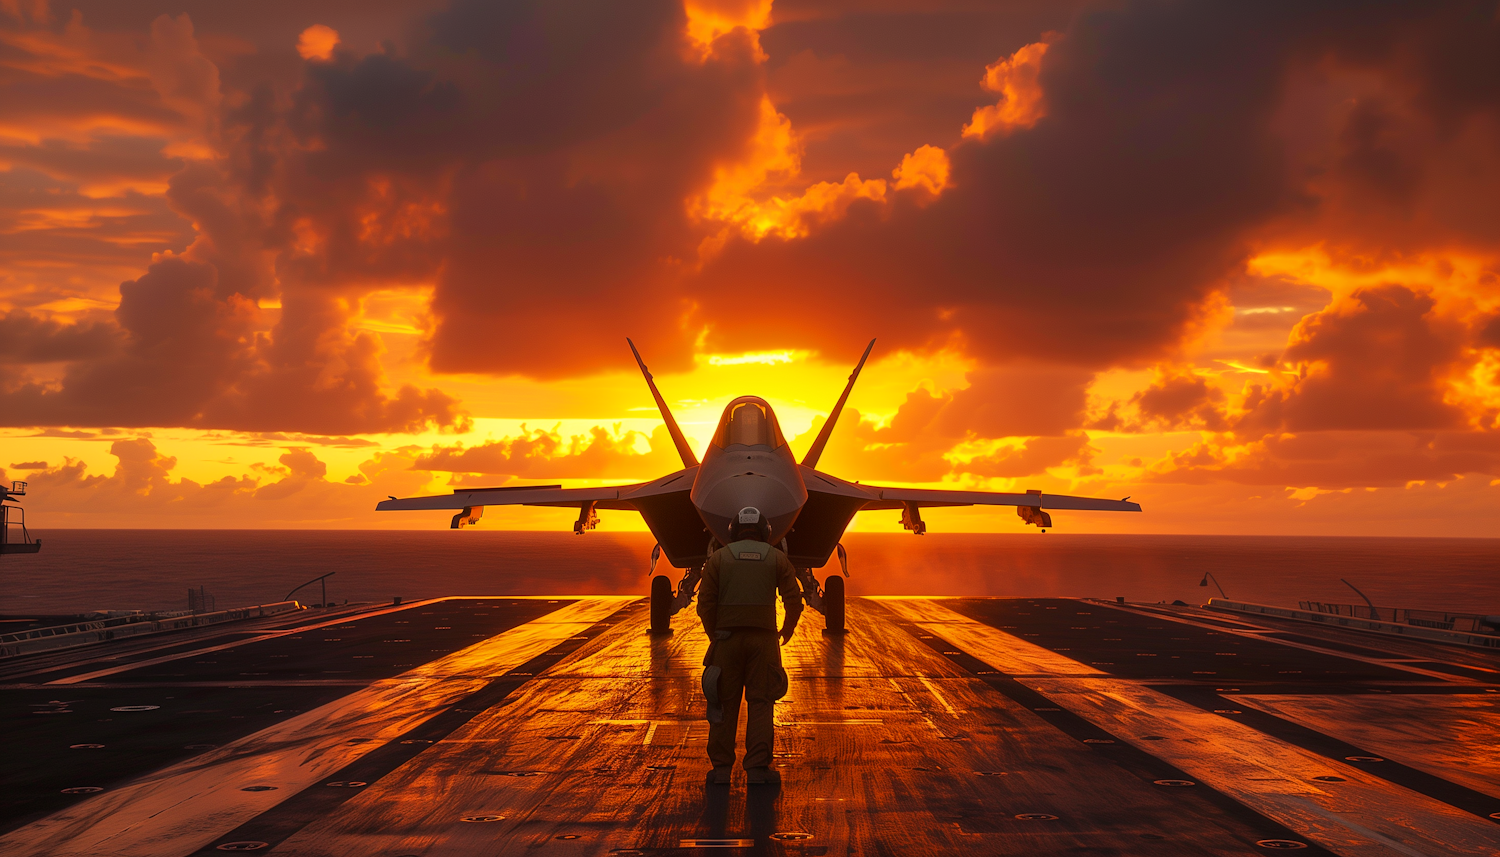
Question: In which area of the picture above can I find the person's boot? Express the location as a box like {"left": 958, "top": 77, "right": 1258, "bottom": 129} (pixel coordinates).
{"left": 705, "top": 766, "right": 732, "bottom": 785}
{"left": 745, "top": 767, "right": 781, "bottom": 785}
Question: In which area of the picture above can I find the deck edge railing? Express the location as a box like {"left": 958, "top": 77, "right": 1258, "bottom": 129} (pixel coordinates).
{"left": 0, "top": 600, "right": 303, "bottom": 659}
{"left": 1205, "top": 598, "right": 1500, "bottom": 649}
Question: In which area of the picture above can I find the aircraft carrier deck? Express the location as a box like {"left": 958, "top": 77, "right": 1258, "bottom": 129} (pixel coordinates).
{"left": 3, "top": 595, "right": 1498, "bottom": 856}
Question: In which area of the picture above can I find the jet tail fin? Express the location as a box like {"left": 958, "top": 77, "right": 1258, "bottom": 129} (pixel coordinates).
{"left": 801, "top": 338, "right": 875, "bottom": 468}
{"left": 627, "top": 338, "right": 699, "bottom": 468}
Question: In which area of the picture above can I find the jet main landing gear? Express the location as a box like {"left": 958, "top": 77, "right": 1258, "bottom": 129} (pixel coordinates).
{"left": 649, "top": 575, "right": 673, "bottom": 634}
{"left": 794, "top": 568, "right": 846, "bottom": 635}
{"left": 649, "top": 564, "right": 704, "bottom": 635}
{"left": 822, "top": 574, "right": 845, "bottom": 635}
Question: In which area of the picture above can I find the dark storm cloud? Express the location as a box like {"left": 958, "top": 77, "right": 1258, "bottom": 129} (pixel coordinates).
{"left": 0, "top": 311, "right": 119, "bottom": 363}
{"left": 1480, "top": 314, "right": 1500, "bottom": 350}
{"left": 689, "top": 1, "right": 1500, "bottom": 369}
{"left": 0, "top": 6, "right": 465, "bottom": 433}
{"left": 1133, "top": 374, "right": 1228, "bottom": 431}
{"left": 415, "top": 0, "right": 770, "bottom": 377}
{"left": 760, "top": 0, "right": 1085, "bottom": 184}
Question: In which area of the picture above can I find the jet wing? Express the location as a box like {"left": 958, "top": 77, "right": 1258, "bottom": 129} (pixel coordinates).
{"left": 859, "top": 486, "right": 1141, "bottom": 513}
{"left": 376, "top": 483, "right": 648, "bottom": 512}
{"left": 375, "top": 469, "right": 707, "bottom": 547}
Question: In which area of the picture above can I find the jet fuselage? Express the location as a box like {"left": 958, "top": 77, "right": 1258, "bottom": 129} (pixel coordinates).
{"left": 689, "top": 396, "right": 807, "bottom": 547}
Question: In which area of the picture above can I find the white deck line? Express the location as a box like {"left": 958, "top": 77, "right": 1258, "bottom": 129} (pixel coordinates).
{"left": 880, "top": 598, "right": 1500, "bottom": 857}
{"left": 0, "top": 597, "right": 631, "bottom": 857}
{"left": 44, "top": 596, "right": 579, "bottom": 686}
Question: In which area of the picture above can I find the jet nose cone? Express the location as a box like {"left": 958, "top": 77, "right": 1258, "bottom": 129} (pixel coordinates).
{"left": 699, "top": 472, "right": 803, "bottom": 545}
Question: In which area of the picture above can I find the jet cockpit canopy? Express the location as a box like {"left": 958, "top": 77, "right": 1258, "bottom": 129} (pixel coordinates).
{"left": 712, "top": 396, "right": 787, "bottom": 449}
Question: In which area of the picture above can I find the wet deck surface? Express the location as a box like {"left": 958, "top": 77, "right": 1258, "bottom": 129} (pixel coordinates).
{"left": 2, "top": 595, "right": 1498, "bottom": 856}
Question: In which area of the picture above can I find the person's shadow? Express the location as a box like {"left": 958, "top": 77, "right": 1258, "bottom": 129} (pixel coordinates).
{"left": 744, "top": 782, "right": 780, "bottom": 852}
{"left": 699, "top": 778, "right": 781, "bottom": 854}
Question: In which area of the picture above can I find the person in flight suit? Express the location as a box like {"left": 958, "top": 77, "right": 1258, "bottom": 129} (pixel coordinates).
{"left": 698, "top": 506, "right": 802, "bottom": 786}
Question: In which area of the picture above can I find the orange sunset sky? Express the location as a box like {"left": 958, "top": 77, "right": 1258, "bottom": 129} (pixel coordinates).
{"left": 1, "top": 0, "right": 1498, "bottom": 534}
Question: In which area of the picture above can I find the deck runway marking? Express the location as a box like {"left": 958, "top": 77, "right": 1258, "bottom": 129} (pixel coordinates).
{"left": 29, "top": 596, "right": 587, "bottom": 687}
{"left": 884, "top": 677, "right": 952, "bottom": 737}
{"left": 0, "top": 597, "right": 631, "bottom": 857}
{"left": 1161, "top": 686, "right": 1500, "bottom": 819}
{"left": 1232, "top": 694, "right": 1500, "bottom": 802}
{"left": 42, "top": 598, "right": 462, "bottom": 686}
{"left": 0, "top": 605, "right": 391, "bottom": 684}
{"left": 188, "top": 605, "right": 634, "bottom": 855}
{"left": 16, "top": 596, "right": 1494, "bottom": 857}
{"left": 882, "top": 598, "right": 1500, "bottom": 857}
{"left": 266, "top": 600, "right": 1355, "bottom": 856}
{"left": 918, "top": 675, "right": 959, "bottom": 714}
{"left": 1102, "top": 601, "right": 1477, "bottom": 684}
{"left": 261, "top": 602, "right": 717, "bottom": 856}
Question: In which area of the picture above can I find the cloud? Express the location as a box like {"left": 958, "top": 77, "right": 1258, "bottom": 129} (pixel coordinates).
{"left": 1132, "top": 373, "right": 1229, "bottom": 431}
{"left": 24, "top": 428, "right": 102, "bottom": 438}
{"left": 962, "top": 41, "right": 1048, "bottom": 140}
{"left": 414, "top": 424, "right": 682, "bottom": 480}
{"left": 17, "top": 437, "right": 434, "bottom": 526}
{"left": 790, "top": 364, "right": 1095, "bottom": 483}
{"left": 891, "top": 144, "right": 950, "bottom": 196}
{"left": 0, "top": 310, "right": 119, "bottom": 363}
{"left": 1147, "top": 430, "right": 1500, "bottom": 489}
{"left": 1238, "top": 286, "right": 1469, "bottom": 434}
{"left": 0, "top": 11, "right": 466, "bottom": 434}
{"left": 960, "top": 433, "right": 1095, "bottom": 480}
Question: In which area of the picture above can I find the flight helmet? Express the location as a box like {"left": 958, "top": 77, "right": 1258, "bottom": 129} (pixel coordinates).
{"left": 734, "top": 506, "right": 772, "bottom": 542}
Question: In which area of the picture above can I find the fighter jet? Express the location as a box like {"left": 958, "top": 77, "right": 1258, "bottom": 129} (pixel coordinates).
{"left": 377, "top": 340, "right": 1141, "bottom": 633}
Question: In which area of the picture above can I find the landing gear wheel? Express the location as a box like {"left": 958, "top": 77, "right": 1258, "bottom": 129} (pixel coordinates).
{"left": 822, "top": 574, "right": 846, "bottom": 635}
{"left": 649, "top": 574, "right": 673, "bottom": 635}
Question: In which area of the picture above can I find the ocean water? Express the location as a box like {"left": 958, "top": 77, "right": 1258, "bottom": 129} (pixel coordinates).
{"left": 3, "top": 530, "right": 1498, "bottom": 617}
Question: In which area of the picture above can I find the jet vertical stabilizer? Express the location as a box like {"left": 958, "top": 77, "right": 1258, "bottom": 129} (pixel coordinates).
{"left": 801, "top": 339, "right": 875, "bottom": 469}
{"left": 627, "top": 338, "right": 699, "bottom": 468}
